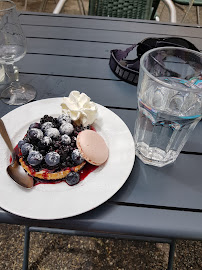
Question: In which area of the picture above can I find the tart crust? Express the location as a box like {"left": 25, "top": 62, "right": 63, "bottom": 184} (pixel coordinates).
{"left": 19, "top": 157, "right": 86, "bottom": 180}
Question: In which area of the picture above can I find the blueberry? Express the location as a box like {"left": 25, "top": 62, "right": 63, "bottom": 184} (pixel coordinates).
{"left": 28, "top": 128, "right": 43, "bottom": 141}
{"left": 18, "top": 140, "right": 25, "bottom": 149}
{"left": 57, "top": 114, "right": 71, "bottom": 124}
{"left": 21, "top": 143, "right": 33, "bottom": 156}
{"left": 23, "top": 136, "right": 30, "bottom": 143}
{"left": 38, "top": 136, "right": 52, "bottom": 150}
{"left": 29, "top": 122, "right": 41, "bottom": 130}
{"left": 71, "top": 149, "right": 84, "bottom": 165}
{"left": 45, "top": 128, "right": 60, "bottom": 139}
{"left": 65, "top": 172, "right": 80, "bottom": 186}
{"left": 41, "top": 122, "right": 53, "bottom": 132}
{"left": 41, "top": 136, "right": 52, "bottom": 146}
{"left": 61, "top": 134, "right": 71, "bottom": 145}
{"left": 45, "top": 152, "right": 60, "bottom": 166}
{"left": 27, "top": 151, "right": 43, "bottom": 166}
{"left": 59, "top": 123, "right": 74, "bottom": 135}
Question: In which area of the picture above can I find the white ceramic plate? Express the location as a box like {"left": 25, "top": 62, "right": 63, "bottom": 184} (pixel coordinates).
{"left": 0, "top": 98, "right": 135, "bottom": 220}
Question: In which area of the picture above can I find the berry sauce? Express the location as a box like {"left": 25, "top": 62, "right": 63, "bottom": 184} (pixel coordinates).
{"left": 79, "top": 163, "right": 98, "bottom": 181}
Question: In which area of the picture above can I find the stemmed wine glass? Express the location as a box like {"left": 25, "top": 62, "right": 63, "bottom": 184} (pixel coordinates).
{"left": 0, "top": 0, "right": 36, "bottom": 105}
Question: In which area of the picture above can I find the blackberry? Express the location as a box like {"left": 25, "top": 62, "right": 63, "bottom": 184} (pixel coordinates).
{"left": 59, "top": 148, "right": 69, "bottom": 156}
{"left": 52, "top": 164, "right": 60, "bottom": 171}
{"left": 33, "top": 165, "right": 41, "bottom": 172}
{"left": 49, "top": 146, "right": 54, "bottom": 152}
{"left": 69, "top": 146, "right": 75, "bottom": 152}
{"left": 53, "top": 118, "right": 60, "bottom": 129}
{"left": 66, "top": 161, "right": 74, "bottom": 167}
{"left": 40, "top": 115, "right": 54, "bottom": 124}
{"left": 61, "top": 162, "right": 67, "bottom": 168}
{"left": 39, "top": 149, "right": 46, "bottom": 156}
{"left": 64, "top": 147, "right": 70, "bottom": 154}
{"left": 71, "top": 136, "right": 77, "bottom": 143}
{"left": 42, "top": 163, "right": 49, "bottom": 169}
{"left": 60, "top": 155, "right": 66, "bottom": 162}
{"left": 70, "top": 142, "right": 75, "bottom": 147}
{"left": 38, "top": 141, "right": 46, "bottom": 150}
{"left": 74, "top": 125, "right": 83, "bottom": 132}
{"left": 54, "top": 141, "right": 61, "bottom": 149}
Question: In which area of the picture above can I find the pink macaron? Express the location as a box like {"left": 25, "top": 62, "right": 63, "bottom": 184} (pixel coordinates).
{"left": 76, "top": 130, "right": 109, "bottom": 166}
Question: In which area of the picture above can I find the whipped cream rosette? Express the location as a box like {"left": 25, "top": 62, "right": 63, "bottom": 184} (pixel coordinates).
{"left": 61, "top": 91, "right": 97, "bottom": 127}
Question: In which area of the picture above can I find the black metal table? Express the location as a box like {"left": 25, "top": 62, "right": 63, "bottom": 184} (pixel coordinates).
{"left": 0, "top": 12, "right": 202, "bottom": 270}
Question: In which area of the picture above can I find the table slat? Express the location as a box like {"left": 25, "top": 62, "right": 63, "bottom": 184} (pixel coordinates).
{"left": 0, "top": 74, "right": 137, "bottom": 109}
{"left": 1, "top": 203, "right": 202, "bottom": 240}
{"left": 111, "top": 153, "right": 202, "bottom": 210}
{"left": 26, "top": 38, "right": 134, "bottom": 59}
{"left": 22, "top": 25, "right": 202, "bottom": 51}
{"left": 18, "top": 54, "right": 118, "bottom": 80}
{"left": 19, "top": 14, "right": 202, "bottom": 40}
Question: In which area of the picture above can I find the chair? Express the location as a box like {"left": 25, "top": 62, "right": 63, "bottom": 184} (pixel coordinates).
{"left": 172, "top": 0, "right": 202, "bottom": 24}
{"left": 52, "top": 0, "right": 176, "bottom": 23}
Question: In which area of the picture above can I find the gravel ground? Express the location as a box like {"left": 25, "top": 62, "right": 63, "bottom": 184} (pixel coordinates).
{"left": 0, "top": 1, "right": 202, "bottom": 269}
{"left": 0, "top": 224, "right": 202, "bottom": 269}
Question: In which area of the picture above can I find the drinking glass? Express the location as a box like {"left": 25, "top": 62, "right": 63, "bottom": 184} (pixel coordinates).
{"left": 0, "top": 0, "right": 36, "bottom": 105}
{"left": 134, "top": 47, "right": 202, "bottom": 167}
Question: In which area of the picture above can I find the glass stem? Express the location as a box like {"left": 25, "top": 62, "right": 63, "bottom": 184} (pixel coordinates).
{"left": 5, "top": 64, "right": 22, "bottom": 91}
{"left": 11, "top": 64, "right": 23, "bottom": 90}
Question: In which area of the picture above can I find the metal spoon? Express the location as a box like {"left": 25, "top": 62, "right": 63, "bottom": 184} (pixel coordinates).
{"left": 0, "top": 119, "right": 34, "bottom": 188}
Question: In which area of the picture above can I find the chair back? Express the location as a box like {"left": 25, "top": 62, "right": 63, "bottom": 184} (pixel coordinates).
{"left": 88, "top": 0, "right": 154, "bottom": 20}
